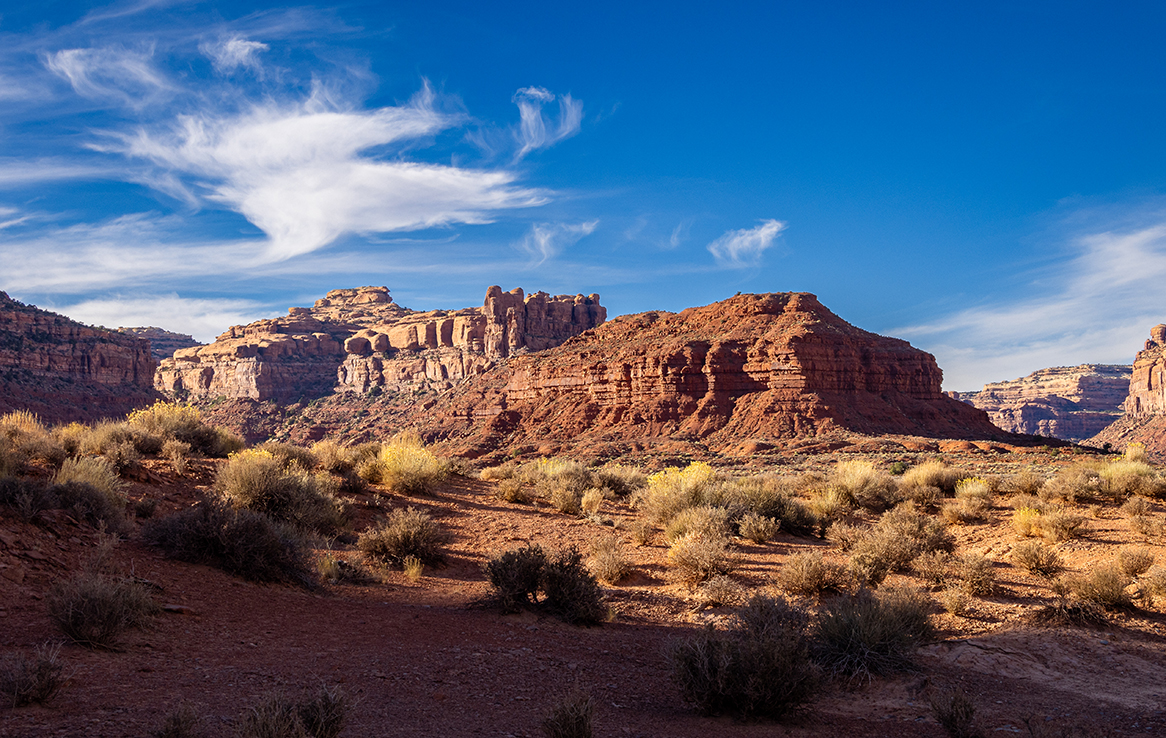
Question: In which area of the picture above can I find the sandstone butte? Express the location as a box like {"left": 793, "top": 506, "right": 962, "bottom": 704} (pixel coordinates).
{"left": 0, "top": 290, "right": 159, "bottom": 422}
{"left": 155, "top": 285, "right": 606, "bottom": 403}
{"left": 117, "top": 326, "right": 202, "bottom": 362}
{"left": 249, "top": 290, "right": 1021, "bottom": 461}
{"left": 950, "top": 364, "right": 1131, "bottom": 442}
{"left": 1090, "top": 324, "right": 1166, "bottom": 457}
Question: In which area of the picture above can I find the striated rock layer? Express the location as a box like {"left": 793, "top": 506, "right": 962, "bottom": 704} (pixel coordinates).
{"left": 1090, "top": 325, "right": 1166, "bottom": 459}
{"left": 118, "top": 327, "right": 203, "bottom": 362}
{"left": 0, "top": 291, "right": 160, "bottom": 422}
{"left": 401, "top": 292, "right": 1012, "bottom": 457}
{"left": 156, "top": 286, "right": 605, "bottom": 402}
{"left": 951, "top": 365, "right": 1130, "bottom": 441}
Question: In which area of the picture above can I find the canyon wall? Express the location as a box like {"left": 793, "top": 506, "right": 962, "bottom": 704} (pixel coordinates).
{"left": 118, "top": 327, "right": 203, "bottom": 362}
{"left": 156, "top": 286, "right": 605, "bottom": 402}
{"left": 952, "top": 364, "right": 1130, "bottom": 441}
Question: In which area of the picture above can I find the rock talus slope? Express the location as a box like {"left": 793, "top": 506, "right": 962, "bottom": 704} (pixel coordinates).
{"left": 952, "top": 364, "right": 1130, "bottom": 441}
{"left": 0, "top": 290, "right": 160, "bottom": 421}
{"left": 415, "top": 292, "right": 1010, "bottom": 457}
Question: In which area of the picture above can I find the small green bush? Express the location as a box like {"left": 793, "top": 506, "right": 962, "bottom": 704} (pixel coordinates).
{"left": 0, "top": 642, "right": 67, "bottom": 708}
{"left": 357, "top": 507, "right": 447, "bottom": 568}
{"left": 669, "top": 594, "right": 818, "bottom": 720}
{"left": 813, "top": 587, "right": 934, "bottom": 679}
{"left": 142, "top": 503, "right": 313, "bottom": 585}
{"left": 358, "top": 433, "right": 448, "bottom": 494}
{"left": 46, "top": 572, "right": 158, "bottom": 649}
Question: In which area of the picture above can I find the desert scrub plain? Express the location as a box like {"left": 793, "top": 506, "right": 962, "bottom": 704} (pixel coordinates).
{"left": 1, "top": 406, "right": 1166, "bottom": 736}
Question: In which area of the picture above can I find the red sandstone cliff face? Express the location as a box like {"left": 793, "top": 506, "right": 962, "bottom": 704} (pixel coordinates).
{"left": 952, "top": 365, "right": 1130, "bottom": 441}
{"left": 118, "top": 327, "right": 203, "bottom": 362}
{"left": 0, "top": 291, "right": 160, "bottom": 422}
{"left": 1089, "top": 325, "right": 1166, "bottom": 459}
{"left": 156, "top": 286, "right": 605, "bottom": 402}
{"left": 409, "top": 292, "right": 1008, "bottom": 457}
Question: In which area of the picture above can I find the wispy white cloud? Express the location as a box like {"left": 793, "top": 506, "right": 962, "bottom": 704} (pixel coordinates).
{"left": 515, "top": 220, "right": 599, "bottom": 265}
{"left": 896, "top": 223, "right": 1166, "bottom": 390}
{"left": 44, "top": 45, "right": 173, "bottom": 108}
{"left": 0, "top": 158, "right": 122, "bottom": 187}
{"left": 707, "top": 219, "right": 786, "bottom": 267}
{"left": 200, "top": 36, "right": 269, "bottom": 76}
{"left": 513, "top": 86, "right": 583, "bottom": 160}
{"left": 60, "top": 293, "right": 271, "bottom": 343}
{"left": 0, "top": 206, "right": 30, "bottom": 230}
{"left": 114, "top": 83, "right": 546, "bottom": 259}
{"left": 669, "top": 220, "right": 691, "bottom": 249}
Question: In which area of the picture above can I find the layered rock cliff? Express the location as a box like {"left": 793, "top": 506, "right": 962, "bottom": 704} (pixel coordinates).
{"left": 951, "top": 364, "right": 1130, "bottom": 441}
{"left": 0, "top": 291, "right": 160, "bottom": 422}
{"left": 156, "top": 286, "right": 605, "bottom": 402}
{"left": 118, "top": 327, "right": 203, "bottom": 362}
{"left": 1089, "top": 325, "right": 1166, "bottom": 458}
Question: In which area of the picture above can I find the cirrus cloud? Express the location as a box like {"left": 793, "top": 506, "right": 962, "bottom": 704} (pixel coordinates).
{"left": 707, "top": 219, "right": 786, "bottom": 267}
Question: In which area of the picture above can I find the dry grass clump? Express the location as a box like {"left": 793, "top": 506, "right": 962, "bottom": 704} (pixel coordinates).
{"left": 1010, "top": 540, "right": 1064, "bottom": 577}
{"left": 1007, "top": 470, "right": 1046, "bottom": 496}
{"left": 0, "top": 643, "right": 68, "bottom": 708}
{"left": 1117, "top": 546, "right": 1155, "bottom": 578}
{"left": 1143, "top": 566, "right": 1166, "bottom": 603}
{"left": 738, "top": 511, "right": 780, "bottom": 543}
{"left": 668, "top": 532, "right": 739, "bottom": 586}
{"left": 950, "top": 554, "right": 995, "bottom": 596}
{"left": 938, "top": 586, "right": 971, "bottom": 616}
{"left": 152, "top": 703, "right": 207, "bottom": 738}
{"left": 142, "top": 503, "right": 313, "bottom": 586}
{"left": 900, "top": 460, "right": 963, "bottom": 495}
{"left": 1121, "top": 495, "right": 1153, "bottom": 518}
{"left": 1041, "top": 463, "right": 1101, "bottom": 504}
{"left": 829, "top": 460, "right": 901, "bottom": 511}
{"left": 669, "top": 594, "right": 818, "bottom": 719}
{"left": 635, "top": 462, "right": 718, "bottom": 526}
{"left": 549, "top": 483, "right": 582, "bottom": 515}
{"left": 1067, "top": 566, "right": 1134, "bottom": 610}
{"left": 727, "top": 475, "right": 819, "bottom": 535}
{"left": 1039, "top": 510, "right": 1088, "bottom": 543}
{"left": 0, "top": 411, "right": 67, "bottom": 471}
{"left": 580, "top": 488, "right": 604, "bottom": 517}
{"left": 55, "top": 455, "right": 124, "bottom": 502}
{"left": 588, "top": 536, "right": 630, "bottom": 584}
{"left": 495, "top": 478, "right": 533, "bottom": 504}
{"left": 1011, "top": 506, "right": 1043, "bottom": 537}
{"left": 1099, "top": 458, "right": 1163, "bottom": 501}
{"left": 541, "top": 691, "right": 594, "bottom": 738}
{"left": 913, "top": 550, "right": 953, "bottom": 589}
{"left": 813, "top": 587, "right": 934, "bottom": 680}
{"left": 929, "top": 687, "right": 984, "bottom": 738}
{"left": 236, "top": 684, "right": 349, "bottom": 738}
{"left": 316, "top": 553, "right": 376, "bottom": 585}
{"left": 595, "top": 465, "right": 647, "bottom": 497}
{"left": 214, "top": 449, "right": 347, "bottom": 534}
{"left": 825, "top": 521, "right": 866, "bottom": 551}
{"left": 124, "top": 401, "right": 243, "bottom": 457}
{"left": 664, "top": 505, "right": 732, "bottom": 544}
{"left": 777, "top": 551, "right": 849, "bottom": 598}
{"left": 357, "top": 432, "right": 448, "bottom": 495}
{"left": 162, "top": 439, "right": 191, "bottom": 475}
{"left": 309, "top": 440, "right": 354, "bottom": 474}
{"left": 46, "top": 571, "right": 159, "bottom": 649}
{"left": 694, "top": 575, "right": 746, "bottom": 608}
{"left": 848, "top": 503, "right": 953, "bottom": 587}
{"left": 358, "top": 507, "right": 447, "bottom": 568}
{"left": 256, "top": 441, "right": 317, "bottom": 470}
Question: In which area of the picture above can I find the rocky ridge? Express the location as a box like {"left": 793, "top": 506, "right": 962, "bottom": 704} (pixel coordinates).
{"left": 1090, "top": 324, "right": 1166, "bottom": 458}
{"left": 0, "top": 291, "right": 159, "bottom": 422}
{"left": 156, "top": 286, "right": 605, "bottom": 402}
{"left": 118, "top": 326, "right": 203, "bottom": 362}
{"left": 951, "top": 364, "right": 1130, "bottom": 441}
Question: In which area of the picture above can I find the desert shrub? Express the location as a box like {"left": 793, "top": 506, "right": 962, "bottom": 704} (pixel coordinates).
{"left": 540, "top": 547, "right": 608, "bottom": 625}
{"left": 257, "top": 442, "right": 318, "bottom": 470}
{"left": 951, "top": 554, "right": 995, "bottom": 596}
{"left": 588, "top": 536, "right": 630, "bottom": 584}
{"left": 694, "top": 575, "right": 746, "bottom": 607}
{"left": 900, "top": 460, "right": 963, "bottom": 495}
{"left": 1099, "top": 458, "right": 1161, "bottom": 501}
{"left": 825, "top": 521, "right": 865, "bottom": 551}
{"left": 1124, "top": 442, "right": 1148, "bottom": 462}
{"left": 913, "top": 550, "right": 952, "bottom": 589}
{"left": 1040, "top": 511, "right": 1087, "bottom": 543}
{"left": 727, "top": 476, "right": 819, "bottom": 535}
{"left": 830, "top": 460, "right": 901, "bottom": 511}
{"left": 665, "top": 505, "right": 732, "bottom": 544}
{"left": 938, "top": 586, "right": 971, "bottom": 616}
{"left": 1129, "top": 513, "right": 1165, "bottom": 538}
{"left": 1121, "top": 496, "right": 1153, "bottom": 518}
{"left": 739, "top": 512, "right": 780, "bottom": 543}
{"left": 47, "top": 571, "right": 158, "bottom": 648}
{"left": 486, "top": 544, "right": 548, "bottom": 612}
{"left": 142, "top": 503, "right": 313, "bottom": 585}
{"left": 548, "top": 482, "right": 582, "bottom": 515}
{"left": 1009, "top": 493, "right": 1047, "bottom": 511}
{"left": 778, "top": 551, "right": 848, "bottom": 598}
{"left": 580, "top": 488, "right": 605, "bottom": 517}
{"left": 541, "top": 691, "right": 593, "bottom": 738}
{"left": 0, "top": 642, "right": 67, "bottom": 708}
{"left": 940, "top": 497, "right": 989, "bottom": 525}
{"left": 930, "top": 687, "right": 984, "bottom": 738}
{"left": 1041, "top": 463, "right": 1101, "bottom": 504}
{"left": 635, "top": 462, "right": 718, "bottom": 526}
{"left": 55, "top": 456, "right": 124, "bottom": 503}
{"left": 1010, "top": 540, "right": 1064, "bottom": 577}
{"left": 125, "top": 401, "right": 243, "bottom": 457}
{"left": 1068, "top": 566, "right": 1133, "bottom": 610}
{"left": 1011, "top": 507, "right": 1042, "bottom": 537}
{"left": 53, "top": 480, "right": 131, "bottom": 533}
{"left": 813, "top": 587, "right": 934, "bottom": 679}
{"left": 478, "top": 462, "right": 517, "bottom": 481}
{"left": 669, "top": 594, "right": 818, "bottom": 719}
{"left": 0, "top": 411, "right": 66, "bottom": 469}
{"left": 806, "top": 485, "right": 851, "bottom": 525}
{"left": 358, "top": 433, "right": 447, "bottom": 494}
{"left": 1118, "top": 546, "right": 1155, "bottom": 578}
{"left": 495, "top": 478, "right": 532, "bottom": 504}
{"left": 215, "top": 449, "right": 347, "bottom": 533}
{"left": 668, "top": 533, "right": 738, "bottom": 586}
{"left": 237, "top": 685, "right": 349, "bottom": 738}
{"left": 1144, "top": 566, "right": 1166, "bottom": 600}
{"left": 309, "top": 440, "right": 353, "bottom": 474}
{"left": 317, "top": 553, "right": 375, "bottom": 585}
{"left": 358, "top": 507, "right": 447, "bottom": 567}
{"left": 162, "top": 439, "right": 191, "bottom": 475}
{"left": 402, "top": 555, "right": 424, "bottom": 581}
{"left": 1007, "top": 471, "right": 1045, "bottom": 496}
{"left": 849, "top": 503, "right": 953, "bottom": 587}
{"left": 153, "top": 704, "right": 207, "bottom": 738}
{"left": 595, "top": 465, "right": 647, "bottom": 497}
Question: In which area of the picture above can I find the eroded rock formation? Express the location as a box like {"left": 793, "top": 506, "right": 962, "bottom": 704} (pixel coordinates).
{"left": 951, "top": 365, "right": 1130, "bottom": 441}
{"left": 0, "top": 291, "right": 159, "bottom": 421}
{"left": 156, "top": 286, "right": 605, "bottom": 402}
{"left": 118, "top": 327, "right": 203, "bottom": 362}
{"left": 1123, "top": 324, "right": 1166, "bottom": 417}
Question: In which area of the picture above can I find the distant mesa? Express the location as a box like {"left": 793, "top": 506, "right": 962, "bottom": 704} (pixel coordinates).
{"left": 0, "top": 290, "right": 160, "bottom": 422}
{"left": 951, "top": 364, "right": 1131, "bottom": 442}
{"left": 118, "top": 326, "right": 203, "bottom": 362}
{"left": 156, "top": 286, "right": 606, "bottom": 403}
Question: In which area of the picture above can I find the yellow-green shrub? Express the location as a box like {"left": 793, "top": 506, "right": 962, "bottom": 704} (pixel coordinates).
{"left": 358, "top": 433, "right": 447, "bottom": 495}
{"left": 215, "top": 449, "right": 347, "bottom": 533}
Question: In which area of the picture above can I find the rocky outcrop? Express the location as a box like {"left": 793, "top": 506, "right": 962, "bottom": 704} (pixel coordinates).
{"left": 951, "top": 365, "right": 1130, "bottom": 441}
{"left": 118, "top": 327, "right": 203, "bottom": 361}
{"left": 0, "top": 291, "right": 160, "bottom": 422}
{"left": 156, "top": 286, "right": 605, "bottom": 402}
{"left": 1123, "top": 324, "right": 1166, "bottom": 417}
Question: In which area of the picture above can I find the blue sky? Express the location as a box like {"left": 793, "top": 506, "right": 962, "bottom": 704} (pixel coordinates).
{"left": 2, "top": 1, "right": 1166, "bottom": 390}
